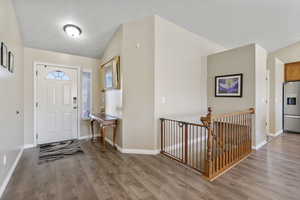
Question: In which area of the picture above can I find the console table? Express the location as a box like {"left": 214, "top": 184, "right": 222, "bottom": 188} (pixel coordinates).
{"left": 89, "top": 113, "right": 118, "bottom": 150}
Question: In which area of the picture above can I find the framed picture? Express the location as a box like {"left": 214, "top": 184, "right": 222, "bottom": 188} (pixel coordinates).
{"left": 101, "top": 56, "right": 120, "bottom": 90}
{"left": 215, "top": 73, "right": 243, "bottom": 97}
{"left": 1, "top": 42, "right": 8, "bottom": 68}
{"left": 8, "top": 51, "right": 14, "bottom": 73}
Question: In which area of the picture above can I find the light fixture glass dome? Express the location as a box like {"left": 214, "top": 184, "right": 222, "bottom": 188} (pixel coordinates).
{"left": 63, "top": 24, "right": 82, "bottom": 38}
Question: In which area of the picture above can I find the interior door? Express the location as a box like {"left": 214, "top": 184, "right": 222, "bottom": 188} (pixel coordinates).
{"left": 37, "top": 64, "right": 78, "bottom": 144}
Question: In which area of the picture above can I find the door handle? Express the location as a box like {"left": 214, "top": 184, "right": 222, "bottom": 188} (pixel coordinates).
{"left": 73, "top": 106, "right": 77, "bottom": 109}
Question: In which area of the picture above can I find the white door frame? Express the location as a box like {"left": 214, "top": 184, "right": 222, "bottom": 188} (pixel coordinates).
{"left": 266, "top": 69, "right": 270, "bottom": 133}
{"left": 33, "top": 61, "right": 81, "bottom": 146}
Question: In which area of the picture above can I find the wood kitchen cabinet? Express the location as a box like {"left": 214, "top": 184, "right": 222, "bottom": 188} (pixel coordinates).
{"left": 285, "top": 61, "right": 300, "bottom": 82}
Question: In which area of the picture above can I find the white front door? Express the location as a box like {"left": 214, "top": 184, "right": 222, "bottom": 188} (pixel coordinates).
{"left": 36, "top": 64, "right": 78, "bottom": 144}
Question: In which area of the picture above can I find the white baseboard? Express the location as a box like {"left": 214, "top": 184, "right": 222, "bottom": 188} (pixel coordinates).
{"left": 104, "top": 138, "right": 159, "bottom": 155}
{"left": 104, "top": 137, "right": 123, "bottom": 152}
{"left": 121, "top": 148, "right": 160, "bottom": 155}
{"left": 0, "top": 148, "right": 24, "bottom": 198}
{"left": 24, "top": 144, "right": 36, "bottom": 149}
{"left": 79, "top": 134, "right": 99, "bottom": 140}
{"left": 268, "top": 129, "right": 283, "bottom": 137}
{"left": 252, "top": 140, "right": 267, "bottom": 150}
{"left": 80, "top": 135, "right": 159, "bottom": 155}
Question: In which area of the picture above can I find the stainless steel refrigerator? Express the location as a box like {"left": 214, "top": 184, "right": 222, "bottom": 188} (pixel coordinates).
{"left": 284, "top": 81, "right": 300, "bottom": 133}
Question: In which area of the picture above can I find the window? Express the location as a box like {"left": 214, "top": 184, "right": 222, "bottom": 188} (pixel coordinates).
{"left": 47, "top": 70, "right": 70, "bottom": 80}
{"left": 82, "top": 71, "right": 92, "bottom": 119}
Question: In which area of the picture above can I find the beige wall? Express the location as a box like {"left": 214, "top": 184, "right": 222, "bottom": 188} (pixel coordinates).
{"left": 0, "top": 0, "right": 24, "bottom": 195}
{"left": 100, "top": 16, "right": 156, "bottom": 150}
{"left": 23, "top": 47, "right": 101, "bottom": 145}
{"left": 155, "top": 16, "right": 224, "bottom": 116}
{"left": 270, "top": 41, "right": 300, "bottom": 64}
{"left": 207, "top": 44, "right": 256, "bottom": 113}
{"left": 154, "top": 16, "right": 224, "bottom": 148}
{"left": 100, "top": 15, "right": 225, "bottom": 151}
{"left": 122, "top": 16, "right": 156, "bottom": 150}
{"left": 207, "top": 44, "right": 268, "bottom": 147}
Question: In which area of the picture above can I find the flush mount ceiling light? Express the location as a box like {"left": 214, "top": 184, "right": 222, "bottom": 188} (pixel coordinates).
{"left": 63, "top": 24, "right": 82, "bottom": 38}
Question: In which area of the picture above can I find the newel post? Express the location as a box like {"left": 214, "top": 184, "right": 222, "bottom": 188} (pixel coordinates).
{"left": 201, "top": 107, "right": 213, "bottom": 178}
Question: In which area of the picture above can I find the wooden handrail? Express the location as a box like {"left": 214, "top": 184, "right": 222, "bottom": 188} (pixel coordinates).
{"left": 201, "top": 107, "right": 255, "bottom": 122}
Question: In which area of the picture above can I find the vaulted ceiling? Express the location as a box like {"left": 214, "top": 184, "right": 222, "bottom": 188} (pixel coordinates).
{"left": 12, "top": 0, "right": 300, "bottom": 58}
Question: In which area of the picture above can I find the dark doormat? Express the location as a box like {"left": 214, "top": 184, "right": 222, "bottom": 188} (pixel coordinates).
{"left": 39, "top": 139, "right": 84, "bottom": 164}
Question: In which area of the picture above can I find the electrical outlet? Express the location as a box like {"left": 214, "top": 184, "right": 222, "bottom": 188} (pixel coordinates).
{"left": 3, "top": 154, "right": 7, "bottom": 166}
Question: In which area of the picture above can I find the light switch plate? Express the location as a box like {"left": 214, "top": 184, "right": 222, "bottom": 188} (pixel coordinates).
{"left": 161, "top": 97, "right": 166, "bottom": 104}
{"left": 3, "top": 154, "right": 7, "bottom": 166}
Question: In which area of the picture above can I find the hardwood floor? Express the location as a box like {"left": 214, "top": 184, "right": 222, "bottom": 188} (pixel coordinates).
{"left": 2, "top": 133, "right": 300, "bottom": 200}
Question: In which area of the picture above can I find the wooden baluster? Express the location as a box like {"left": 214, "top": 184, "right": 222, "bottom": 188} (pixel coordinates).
{"left": 161, "top": 119, "right": 164, "bottom": 153}
{"left": 240, "top": 115, "right": 242, "bottom": 156}
{"left": 195, "top": 126, "right": 197, "bottom": 169}
{"left": 240, "top": 115, "right": 243, "bottom": 156}
{"left": 245, "top": 114, "right": 247, "bottom": 153}
{"left": 231, "top": 116, "right": 234, "bottom": 163}
{"left": 226, "top": 117, "right": 229, "bottom": 164}
{"left": 212, "top": 119, "right": 215, "bottom": 175}
{"left": 243, "top": 114, "right": 246, "bottom": 155}
{"left": 215, "top": 121, "right": 218, "bottom": 172}
{"left": 239, "top": 114, "right": 242, "bottom": 157}
{"left": 222, "top": 118, "right": 225, "bottom": 169}
{"left": 181, "top": 122, "right": 184, "bottom": 162}
{"left": 237, "top": 115, "right": 240, "bottom": 159}
{"left": 191, "top": 125, "right": 193, "bottom": 167}
{"left": 224, "top": 118, "right": 227, "bottom": 167}
{"left": 169, "top": 121, "right": 171, "bottom": 154}
{"left": 230, "top": 116, "right": 232, "bottom": 163}
{"left": 234, "top": 115, "right": 237, "bottom": 161}
{"left": 175, "top": 122, "right": 177, "bottom": 158}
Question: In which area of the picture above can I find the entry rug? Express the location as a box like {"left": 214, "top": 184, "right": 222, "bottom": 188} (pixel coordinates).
{"left": 39, "top": 139, "right": 84, "bottom": 164}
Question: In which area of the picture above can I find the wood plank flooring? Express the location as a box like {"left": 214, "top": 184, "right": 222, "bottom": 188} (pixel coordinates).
{"left": 2, "top": 133, "right": 300, "bottom": 200}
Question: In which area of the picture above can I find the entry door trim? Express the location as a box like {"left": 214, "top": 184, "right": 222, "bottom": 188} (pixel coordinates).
{"left": 34, "top": 61, "right": 81, "bottom": 146}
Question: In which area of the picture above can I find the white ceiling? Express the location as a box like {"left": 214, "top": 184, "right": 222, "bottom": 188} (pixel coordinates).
{"left": 12, "top": 0, "right": 300, "bottom": 58}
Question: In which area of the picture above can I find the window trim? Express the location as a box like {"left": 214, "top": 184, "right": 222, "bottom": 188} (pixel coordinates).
{"left": 81, "top": 69, "right": 93, "bottom": 120}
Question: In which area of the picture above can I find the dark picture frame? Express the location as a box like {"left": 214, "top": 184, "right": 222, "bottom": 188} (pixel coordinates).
{"left": 8, "top": 51, "right": 14, "bottom": 73}
{"left": 1, "top": 42, "right": 8, "bottom": 68}
{"left": 215, "top": 73, "right": 243, "bottom": 97}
